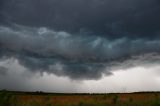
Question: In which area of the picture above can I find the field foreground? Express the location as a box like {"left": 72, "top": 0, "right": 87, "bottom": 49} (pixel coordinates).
{"left": 0, "top": 90, "right": 160, "bottom": 106}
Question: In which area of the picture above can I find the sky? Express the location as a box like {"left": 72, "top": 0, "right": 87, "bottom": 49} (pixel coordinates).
{"left": 0, "top": 0, "right": 160, "bottom": 93}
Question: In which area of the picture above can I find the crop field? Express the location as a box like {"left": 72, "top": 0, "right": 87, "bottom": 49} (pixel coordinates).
{"left": 0, "top": 90, "right": 160, "bottom": 106}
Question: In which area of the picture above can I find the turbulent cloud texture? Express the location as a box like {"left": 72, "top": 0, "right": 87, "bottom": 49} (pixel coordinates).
{"left": 0, "top": 0, "right": 160, "bottom": 80}
{"left": 0, "top": 25, "right": 160, "bottom": 79}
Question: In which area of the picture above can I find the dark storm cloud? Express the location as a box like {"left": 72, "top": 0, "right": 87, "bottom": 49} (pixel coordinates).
{"left": 0, "top": 0, "right": 160, "bottom": 39}
{"left": 0, "top": 25, "right": 160, "bottom": 79}
{"left": 0, "top": 0, "right": 160, "bottom": 80}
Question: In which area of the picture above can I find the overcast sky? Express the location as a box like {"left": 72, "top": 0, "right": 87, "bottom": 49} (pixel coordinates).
{"left": 0, "top": 0, "right": 160, "bottom": 93}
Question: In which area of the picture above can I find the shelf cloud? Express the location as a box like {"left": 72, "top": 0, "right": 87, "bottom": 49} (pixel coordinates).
{"left": 0, "top": 0, "right": 160, "bottom": 80}
{"left": 0, "top": 25, "right": 160, "bottom": 79}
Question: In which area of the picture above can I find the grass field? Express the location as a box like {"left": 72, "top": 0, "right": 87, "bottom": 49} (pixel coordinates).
{"left": 0, "top": 90, "right": 160, "bottom": 106}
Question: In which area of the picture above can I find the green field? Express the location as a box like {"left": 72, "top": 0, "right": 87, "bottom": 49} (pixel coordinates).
{"left": 0, "top": 90, "right": 160, "bottom": 106}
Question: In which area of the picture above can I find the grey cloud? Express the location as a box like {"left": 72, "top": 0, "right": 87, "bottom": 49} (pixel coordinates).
{"left": 16, "top": 53, "right": 108, "bottom": 80}
{"left": 0, "top": 66, "right": 8, "bottom": 75}
{"left": 0, "top": 57, "right": 160, "bottom": 92}
{"left": 0, "top": 0, "right": 160, "bottom": 39}
{"left": 107, "top": 53, "right": 160, "bottom": 72}
{"left": 0, "top": 25, "right": 160, "bottom": 80}
{"left": 1, "top": 25, "right": 160, "bottom": 61}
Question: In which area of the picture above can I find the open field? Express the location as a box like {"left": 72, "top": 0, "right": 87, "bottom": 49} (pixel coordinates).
{"left": 0, "top": 90, "right": 160, "bottom": 106}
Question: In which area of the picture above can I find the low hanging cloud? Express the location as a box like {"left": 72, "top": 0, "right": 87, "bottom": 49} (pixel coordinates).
{"left": 0, "top": 25, "right": 160, "bottom": 80}
{"left": 0, "top": 0, "right": 160, "bottom": 80}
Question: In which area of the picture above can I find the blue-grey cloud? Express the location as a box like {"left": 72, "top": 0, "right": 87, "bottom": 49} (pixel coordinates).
{"left": 1, "top": 0, "right": 160, "bottom": 39}
{"left": 0, "top": 25, "right": 160, "bottom": 79}
{"left": 0, "top": 0, "right": 160, "bottom": 80}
